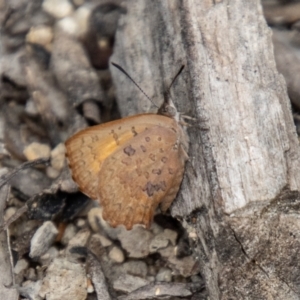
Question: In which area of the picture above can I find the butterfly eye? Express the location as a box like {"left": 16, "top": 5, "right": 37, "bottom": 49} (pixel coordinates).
{"left": 160, "top": 105, "right": 176, "bottom": 118}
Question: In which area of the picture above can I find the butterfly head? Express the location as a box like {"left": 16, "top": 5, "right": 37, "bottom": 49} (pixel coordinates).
{"left": 158, "top": 91, "right": 181, "bottom": 123}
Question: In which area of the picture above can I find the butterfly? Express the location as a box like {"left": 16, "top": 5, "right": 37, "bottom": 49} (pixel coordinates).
{"left": 65, "top": 63, "right": 189, "bottom": 230}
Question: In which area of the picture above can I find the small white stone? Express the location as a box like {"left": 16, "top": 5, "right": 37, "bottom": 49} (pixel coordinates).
{"left": 87, "top": 279, "right": 94, "bottom": 293}
{"left": 46, "top": 166, "right": 61, "bottom": 179}
{"left": 87, "top": 207, "right": 103, "bottom": 232}
{"left": 109, "top": 246, "right": 124, "bottom": 263}
{"left": 4, "top": 206, "right": 16, "bottom": 222}
{"left": 61, "top": 224, "right": 77, "bottom": 245}
{"left": 14, "top": 259, "right": 29, "bottom": 274}
{"left": 156, "top": 267, "right": 172, "bottom": 282}
{"left": 42, "top": 0, "right": 74, "bottom": 19}
{"left": 75, "top": 218, "right": 86, "bottom": 229}
{"left": 25, "top": 99, "right": 39, "bottom": 116}
{"left": 73, "top": 5, "right": 91, "bottom": 37}
{"left": 188, "top": 230, "right": 197, "bottom": 240}
{"left": 51, "top": 143, "right": 66, "bottom": 171}
{"left": 67, "top": 228, "right": 90, "bottom": 250}
{"left": 30, "top": 221, "right": 58, "bottom": 258}
{"left": 23, "top": 142, "right": 51, "bottom": 161}
{"left": 57, "top": 16, "right": 79, "bottom": 36}
{"left": 41, "top": 253, "right": 50, "bottom": 260}
{"left": 149, "top": 229, "right": 178, "bottom": 252}
{"left": 26, "top": 25, "right": 53, "bottom": 47}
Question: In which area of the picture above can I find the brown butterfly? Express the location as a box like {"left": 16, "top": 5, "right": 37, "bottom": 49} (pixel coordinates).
{"left": 65, "top": 63, "right": 189, "bottom": 230}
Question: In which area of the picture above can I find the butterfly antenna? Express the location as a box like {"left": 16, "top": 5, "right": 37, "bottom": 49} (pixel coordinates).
{"left": 166, "top": 65, "right": 185, "bottom": 94}
{"left": 111, "top": 62, "right": 159, "bottom": 108}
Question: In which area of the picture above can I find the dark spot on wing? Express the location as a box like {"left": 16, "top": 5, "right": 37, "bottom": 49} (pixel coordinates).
{"left": 124, "top": 145, "right": 136, "bottom": 156}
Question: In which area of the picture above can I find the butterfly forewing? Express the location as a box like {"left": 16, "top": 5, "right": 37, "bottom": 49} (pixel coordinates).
{"left": 65, "top": 114, "right": 180, "bottom": 202}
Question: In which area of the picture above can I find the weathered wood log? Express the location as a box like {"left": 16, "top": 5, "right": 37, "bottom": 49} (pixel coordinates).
{"left": 111, "top": 1, "right": 300, "bottom": 298}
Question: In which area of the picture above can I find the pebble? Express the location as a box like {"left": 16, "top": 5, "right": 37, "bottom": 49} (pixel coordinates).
{"left": 122, "top": 260, "right": 148, "bottom": 278}
{"left": 46, "top": 166, "right": 61, "bottom": 179}
{"left": 57, "top": 16, "right": 79, "bottom": 36}
{"left": 39, "top": 246, "right": 59, "bottom": 265}
{"left": 75, "top": 218, "right": 86, "bottom": 229}
{"left": 156, "top": 267, "right": 172, "bottom": 282}
{"left": 30, "top": 221, "right": 58, "bottom": 258}
{"left": 61, "top": 223, "right": 77, "bottom": 246}
{"left": 23, "top": 142, "right": 51, "bottom": 161}
{"left": 67, "top": 228, "right": 90, "bottom": 250}
{"left": 113, "top": 274, "right": 149, "bottom": 293}
{"left": 50, "top": 143, "right": 66, "bottom": 171}
{"left": 86, "top": 278, "right": 94, "bottom": 293}
{"left": 149, "top": 229, "right": 178, "bottom": 252}
{"left": 25, "top": 99, "right": 39, "bottom": 116}
{"left": 19, "top": 280, "right": 43, "bottom": 300}
{"left": 14, "top": 259, "right": 29, "bottom": 275}
{"left": 26, "top": 25, "right": 53, "bottom": 48}
{"left": 117, "top": 227, "right": 154, "bottom": 258}
{"left": 150, "top": 222, "right": 164, "bottom": 235}
{"left": 149, "top": 232, "right": 170, "bottom": 253}
{"left": 39, "top": 257, "right": 87, "bottom": 300}
{"left": 73, "top": 5, "right": 91, "bottom": 37}
{"left": 109, "top": 246, "right": 124, "bottom": 263}
{"left": 42, "top": 0, "right": 74, "bottom": 19}
{"left": 4, "top": 206, "right": 17, "bottom": 222}
{"left": 87, "top": 207, "right": 103, "bottom": 232}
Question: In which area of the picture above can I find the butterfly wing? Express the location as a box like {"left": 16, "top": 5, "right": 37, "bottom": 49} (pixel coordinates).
{"left": 97, "top": 122, "right": 187, "bottom": 230}
{"left": 65, "top": 114, "right": 179, "bottom": 200}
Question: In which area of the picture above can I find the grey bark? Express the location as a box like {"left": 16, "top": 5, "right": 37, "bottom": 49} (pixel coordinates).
{"left": 111, "top": 1, "right": 300, "bottom": 299}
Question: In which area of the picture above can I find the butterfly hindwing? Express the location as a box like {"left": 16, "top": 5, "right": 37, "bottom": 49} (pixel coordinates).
{"left": 97, "top": 123, "right": 186, "bottom": 229}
